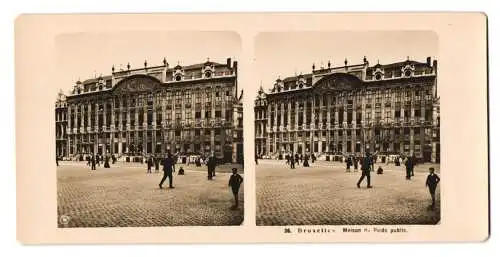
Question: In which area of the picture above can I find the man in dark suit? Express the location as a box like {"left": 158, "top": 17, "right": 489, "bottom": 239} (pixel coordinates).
{"left": 91, "top": 154, "right": 96, "bottom": 171}
{"left": 357, "top": 152, "right": 373, "bottom": 188}
{"left": 207, "top": 155, "right": 216, "bottom": 180}
{"left": 159, "top": 153, "right": 175, "bottom": 189}
{"left": 425, "top": 167, "right": 440, "bottom": 210}
{"left": 405, "top": 156, "right": 414, "bottom": 180}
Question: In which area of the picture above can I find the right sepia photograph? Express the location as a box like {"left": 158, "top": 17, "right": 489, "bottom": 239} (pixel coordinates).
{"left": 254, "top": 31, "right": 441, "bottom": 226}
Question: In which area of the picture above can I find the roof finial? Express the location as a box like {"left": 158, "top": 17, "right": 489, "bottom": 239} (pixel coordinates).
{"left": 112, "top": 65, "right": 115, "bottom": 73}
{"left": 144, "top": 60, "right": 148, "bottom": 68}
{"left": 407, "top": 56, "right": 410, "bottom": 61}
{"left": 207, "top": 57, "right": 210, "bottom": 62}
{"left": 127, "top": 62, "right": 130, "bottom": 70}
{"left": 363, "top": 56, "right": 367, "bottom": 63}
{"left": 328, "top": 60, "right": 331, "bottom": 68}
{"left": 312, "top": 62, "right": 315, "bottom": 71}
{"left": 163, "top": 57, "right": 167, "bottom": 66}
{"left": 344, "top": 58, "right": 348, "bottom": 66}
{"left": 377, "top": 59, "right": 380, "bottom": 65}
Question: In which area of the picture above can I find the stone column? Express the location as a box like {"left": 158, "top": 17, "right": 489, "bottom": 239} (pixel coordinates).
{"left": 152, "top": 98, "right": 157, "bottom": 155}
{"left": 287, "top": 101, "right": 292, "bottom": 129}
{"left": 280, "top": 102, "right": 284, "bottom": 129}
{"left": 87, "top": 103, "right": 92, "bottom": 130}
{"left": 295, "top": 101, "right": 299, "bottom": 130}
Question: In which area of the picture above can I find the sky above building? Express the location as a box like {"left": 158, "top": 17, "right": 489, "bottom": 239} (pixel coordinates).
{"left": 55, "top": 31, "right": 242, "bottom": 95}
{"left": 254, "top": 31, "right": 438, "bottom": 93}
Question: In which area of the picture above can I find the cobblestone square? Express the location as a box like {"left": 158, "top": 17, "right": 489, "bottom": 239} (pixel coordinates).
{"left": 256, "top": 159, "right": 440, "bottom": 226}
{"left": 57, "top": 162, "right": 244, "bottom": 227}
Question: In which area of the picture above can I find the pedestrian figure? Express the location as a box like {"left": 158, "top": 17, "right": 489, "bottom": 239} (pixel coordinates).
{"left": 91, "top": 155, "right": 96, "bottom": 171}
{"left": 86, "top": 155, "right": 91, "bottom": 166}
{"left": 96, "top": 155, "right": 101, "bottom": 167}
{"left": 147, "top": 156, "right": 153, "bottom": 173}
{"left": 404, "top": 156, "right": 414, "bottom": 180}
{"left": 228, "top": 168, "right": 243, "bottom": 210}
{"left": 411, "top": 154, "right": 417, "bottom": 176}
{"left": 346, "top": 156, "right": 352, "bottom": 172}
{"left": 295, "top": 153, "right": 299, "bottom": 165}
{"left": 425, "top": 167, "right": 440, "bottom": 210}
{"left": 376, "top": 166, "right": 384, "bottom": 174}
{"left": 290, "top": 155, "right": 295, "bottom": 169}
{"left": 353, "top": 156, "right": 358, "bottom": 172}
{"left": 255, "top": 154, "right": 259, "bottom": 165}
{"left": 104, "top": 155, "right": 110, "bottom": 168}
{"left": 154, "top": 156, "right": 160, "bottom": 172}
{"left": 311, "top": 153, "right": 316, "bottom": 164}
{"left": 178, "top": 166, "right": 185, "bottom": 175}
{"left": 303, "top": 154, "right": 310, "bottom": 167}
{"left": 357, "top": 153, "right": 373, "bottom": 188}
{"left": 371, "top": 154, "right": 375, "bottom": 172}
{"left": 56, "top": 156, "right": 59, "bottom": 167}
{"left": 159, "top": 153, "right": 175, "bottom": 189}
{"left": 111, "top": 154, "right": 116, "bottom": 164}
{"left": 207, "top": 155, "right": 216, "bottom": 180}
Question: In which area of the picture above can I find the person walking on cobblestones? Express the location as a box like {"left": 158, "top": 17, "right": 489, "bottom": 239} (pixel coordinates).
{"left": 290, "top": 154, "right": 295, "bottom": 169}
{"left": 411, "top": 154, "right": 417, "bottom": 177}
{"left": 207, "top": 155, "right": 217, "bottom": 180}
{"left": 404, "top": 156, "right": 414, "bottom": 180}
{"left": 426, "top": 167, "right": 440, "bottom": 210}
{"left": 147, "top": 156, "right": 153, "bottom": 173}
{"left": 345, "top": 155, "right": 352, "bottom": 172}
{"left": 159, "top": 153, "right": 175, "bottom": 189}
{"left": 357, "top": 152, "right": 373, "bottom": 188}
{"left": 91, "top": 154, "right": 96, "bottom": 171}
{"left": 104, "top": 155, "right": 110, "bottom": 168}
{"left": 96, "top": 154, "right": 101, "bottom": 167}
{"left": 154, "top": 156, "right": 160, "bottom": 173}
{"left": 303, "top": 154, "right": 310, "bottom": 167}
{"left": 353, "top": 155, "right": 358, "bottom": 172}
{"left": 228, "top": 168, "right": 243, "bottom": 210}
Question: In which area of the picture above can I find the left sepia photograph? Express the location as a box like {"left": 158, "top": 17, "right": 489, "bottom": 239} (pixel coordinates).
{"left": 54, "top": 31, "right": 244, "bottom": 227}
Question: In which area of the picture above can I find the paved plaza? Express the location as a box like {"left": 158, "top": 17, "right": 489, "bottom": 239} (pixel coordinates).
{"left": 57, "top": 161, "right": 244, "bottom": 227}
{"left": 256, "top": 159, "right": 440, "bottom": 226}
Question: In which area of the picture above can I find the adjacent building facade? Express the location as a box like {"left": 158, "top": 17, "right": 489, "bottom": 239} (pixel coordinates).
{"left": 255, "top": 57, "right": 440, "bottom": 163}
{"left": 56, "top": 58, "right": 243, "bottom": 164}
{"left": 55, "top": 90, "right": 68, "bottom": 158}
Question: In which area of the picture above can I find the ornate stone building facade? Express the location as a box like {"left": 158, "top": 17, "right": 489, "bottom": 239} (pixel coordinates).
{"left": 58, "top": 58, "right": 243, "bottom": 163}
{"left": 255, "top": 57, "right": 440, "bottom": 163}
{"left": 55, "top": 90, "right": 68, "bottom": 158}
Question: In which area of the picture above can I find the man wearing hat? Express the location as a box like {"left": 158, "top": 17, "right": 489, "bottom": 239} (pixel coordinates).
{"left": 357, "top": 152, "right": 373, "bottom": 188}
{"left": 159, "top": 153, "right": 175, "bottom": 189}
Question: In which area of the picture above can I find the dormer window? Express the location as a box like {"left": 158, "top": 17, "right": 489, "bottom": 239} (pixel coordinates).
{"left": 175, "top": 75, "right": 182, "bottom": 81}
{"left": 205, "top": 71, "right": 212, "bottom": 78}
{"left": 98, "top": 84, "right": 103, "bottom": 90}
{"left": 298, "top": 82, "right": 304, "bottom": 88}
{"left": 375, "top": 73, "right": 382, "bottom": 80}
{"left": 404, "top": 69, "right": 412, "bottom": 77}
